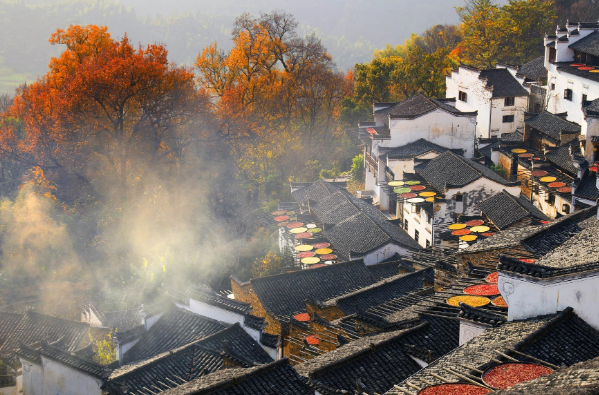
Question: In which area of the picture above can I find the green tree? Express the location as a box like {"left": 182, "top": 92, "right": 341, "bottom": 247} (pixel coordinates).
{"left": 251, "top": 250, "right": 283, "bottom": 278}
{"left": 92, "top": 333, "right": 116, "bottom": 365}
{"left": 351, "top": 154, "right": 364, "bottom": 182}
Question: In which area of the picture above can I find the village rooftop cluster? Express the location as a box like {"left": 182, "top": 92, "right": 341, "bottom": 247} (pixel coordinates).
{"left": 1, "top": 19, "right": 599, "bottom": 395}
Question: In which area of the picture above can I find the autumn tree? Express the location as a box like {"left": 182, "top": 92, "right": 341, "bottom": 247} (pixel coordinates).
{"left": 195, "top": 11, "right": 348, "bottom": 191}
{"left": 3, "top": 25, "right": 201, "bottom": 202}
{"left": 251, "top": 250, "right": 283, "bottom": 278}
{"left": 457, "top": 0, "right": 504, "bottom": 69}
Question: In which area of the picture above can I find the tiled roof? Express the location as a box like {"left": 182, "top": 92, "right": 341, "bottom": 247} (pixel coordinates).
{"left": 494, "top": 356, "right": 599, "bottom": 395}
{"left": 123, "top": 307, "right": 228, "bottom": 363}
{"left": 545, "top": 141, "right": 580, "bottom": 175}
{"left": 308, "top": 188, "right": 420, "bottom": 259}
{"left": 375, "top": 94, "right": 477, "bottom": 119}
{"left": 462, "top": 205, "right": 597, "bottom": 253}
{"left": 478, "top": 190, "right": 549, "bottom": 230}
{"left": 366, "top": 260, "right": 401, "bottom": 281}
{"left": 291, "top": 180, "right": 342, "bottom": 206}
{"left": 378, "top": 138, "right": 453, "bottom": 160}
{"left": 387, "top": 308, "right": 599, "bottom": 394}
{"left": 322, "top": 269, "right": 431, "bottom": 315}
{"left": 415, "top": 151, "right": 511, "bottom": 192}
{"left": 114, "top": 325, "right": 145, "bottom": 344}
{"left": 37, "top": 341, "right": 109, "bottom": 379}
{"left": 101, "top": 309, "right": 141, "bottom": 332}
{"left": 479, "top": 68, "right": 529, "bottom": 97}
{"left": 0, "top": 311, "right": 90, "bottom": 357}
{"left": 533, "top": 216, "right": 599, "bottom": 268}
{"left": 525, "top": 111, "right": 581, "bottom": 141}
{"left": 0, "top": 312, "right": 23, "bottom": 347}
{"left": 295, "top": 325, "right": 427, "bottom": 395}
{"left": 250, "top": 259, "right": 377, "bottom": 319}
{"left": 569, "top": 31, "right": 599, "bottom": 57}
{"left": 556, "top": 63, "right": 599, "bottom": 83}
{"left": 110, "top": 324, "right": 273, "bottom": 394}
{"left": 583, "top": 98, "right": 599, "bottom": 118}
{"left": 501, "top": 130, "right": 524, "bottom": 142}
{"left": 158, "top": 359, "right": 313, "bottom": 395}
{"left": 184, "top": 287, "right": 252, "bottom": 315}
{"left": 574, "top": 171, "right": 599, "bottom": 201}
{"left": 516, "top": 56, "right": 547, "bottom": 81}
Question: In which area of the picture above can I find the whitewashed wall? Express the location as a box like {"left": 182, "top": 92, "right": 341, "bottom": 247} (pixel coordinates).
{"left": 459, "top": 320, "right": 488, "bottom": 346}
{"left": 40, "top": 358, "right": 103, "bottom": 395}
{"left": 547, "top": 64, "right": 599, "bottom": 126}
{"left": 360, "top": 243, "right": 411, "bottom": 265}
{"left": 499, "top": 270, "right": 599, "bottom": 330}
{"left": 19, "top": 359, "right": 42, "bottom": 395}
{"left": 402, "top": 203, "right": 433, "bottom": 248}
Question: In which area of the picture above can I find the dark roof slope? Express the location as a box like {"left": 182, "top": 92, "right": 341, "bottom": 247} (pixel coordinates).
{"left": 575, "top": 171, "right": 599, "bottom": 201}
{"left": 379, "top": 138, "right": 452, "bottom": 160}
{"left": 478, "top": 190, "right": 549, "bottom": 229}
{"left": 0, "top": 313, "right": 23, "bottom": 347}
{"left": 375, "top": 94, "right": 476, "bottom": 119}
{"left": 123, "top": 307, "right": 228, "bottom": 363}
{"left": 0, "top": 311, "right": 90, "bottom": 357}
{"left": 516, "top": 56, "right": 547, "bottom": 81}
{"left": 158, "top": 359, "right": 313, "bottom": 395}
{"left": 250, "top": 260, "right": 378, "bottom": 319}
{"left": 479, "top": 68, "right": 529, "bottom": 97}
{"left": 110, "top": 324, "right": 272, "bottom": 394}
{"left": 494, "top": 356, "right": 599, "bottom": 395}
{"left": 415, "top": 151, "right": 511, "bottom": 191}
{"left": 326, "top": 269, "right": 430, "bottom": 315}
{"left": 296, "top": 325, "right": 426, "bottom": 395}
{"left": 291, "top": 180, "right": 341, "bottom": 205}
{"left": 546, "top": 141, "right": 580, "bottom": 175}
{"left": 525, "top": 111, "right": 581, "bottom": 141}
{"left": 184, "top": 287, "right": 252, "bottom": 315}
{"left": 569, "top": 31, "right": 599, "bottom": 57}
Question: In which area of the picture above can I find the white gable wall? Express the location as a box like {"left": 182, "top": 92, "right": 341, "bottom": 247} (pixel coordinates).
{"left": 499, "top": 270, "right": 599, "bottom": 330}
{"left": 547, "top": 65, "right": 599, "bottom": 127}
{"left": 19, "top": 358, "right": 42, "bottom": 395}
{"left": 386, "top": 109, "right": 476, "bottom": 158}
{"left": 359, "top": 243, "right": 411, "bottom": 266}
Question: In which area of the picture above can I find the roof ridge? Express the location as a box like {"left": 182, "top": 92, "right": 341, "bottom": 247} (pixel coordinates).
{"left": 250, "top": 258, "right": 366, "bottom": 283}
{"left": 302, "top": 322, "right": 429, "bottom": 377}
{"left": 24, "top": 310, "right": 91, "bottom": 327}
{"left": 514, "top": 307, "right": 575, "bottom": 351}
{"left": 41, "top": 341, "right": 105, "bottom": 368}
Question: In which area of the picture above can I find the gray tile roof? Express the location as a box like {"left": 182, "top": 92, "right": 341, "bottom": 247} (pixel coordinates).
{"left": 569, "top": 31, "right": 599, "bottom": 57}
{"left": 291, "top": 180, "right": 342, "bottom": 205}
{"left": 415, "top": 151, "right": 511, "bottom": 192}
{"left": 525, "top": 111, "right": 581, "bottom": 141}
{"left": 545, "top": 141, "right": 580, "bottom": 175}
{"left": 375, "top": 94, "right": 477, "bottom": 119}
{"left": 574, "top": 171, "right": 599, "bottom": 201}
{"left": 556, "top": 63, "right": 599, "bottom": 83}
{"left": 378, "top": 138, "right": 454, "bottom": 160}
{"left": 109, "top": 324, "right": 273, "bottom": 394}
{"left": 478, "top": 190, "right": 549, "bottom": 230}
{"left": 158, "top": 359, "right": 313, "bottom": 395}
{"left": 516, "top": 56, "right": 547, "bottom": 81}
{"left": 387, "top": 308, "right": 599, "bottom": 395}
{"left": 0, "top": 311, "right": 91, "bottom": 357}
{"left": 479, "top": 68, "right": 529, "bottom": 98}
{"left": 249, "top": 259, "right": 379, "bottom": 319}
{"left": 123, "top": 307, "right": 228, "bottom": 363}
{"left": 583, "top": 98, "right": 599, "bottom": 118}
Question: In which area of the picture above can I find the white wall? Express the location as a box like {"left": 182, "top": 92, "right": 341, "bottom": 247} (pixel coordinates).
{"left": 143, "top": 311, "right": 164, "bottom": 331}
{"left": 385, "top": 110, "right": 476, "bottom": 158}
{"left": 360, "top": 243, "right": 411, "bottom": 265}
{"left": 41, "top": 358, "right": 103, "bottom": 395}
{"left": 459, "top": 320, "right": 488, "bottom": 346}
{"left": 547, "top": 64, "right": 599, "bottom": 127}
{"left": 447, "top": 67, "right": 527, "bottom": 139}
{"left": 402, "top": 204, "right": 433, "bottom": 248}
{"left": 0, "top": 386, "right": 16, "bottom": 395}
{"left": 499, "top": 270, "right": 599, "bottom": 330}
{"left": 20, "top": 359, "right": 42, "bottom": 395}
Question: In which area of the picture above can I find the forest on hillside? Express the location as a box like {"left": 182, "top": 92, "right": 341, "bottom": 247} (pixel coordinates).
{"left": 0, "top": 0, "right": 597, "bottom": 316}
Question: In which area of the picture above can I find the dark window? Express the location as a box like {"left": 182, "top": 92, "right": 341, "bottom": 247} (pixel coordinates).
{"left": 535, "top": 103, "right": 541, "bottom": 113}
{"left": 459, "top": 91, "right": 467, "bottom": 102}
{"left": 404, "top": 219, "right": 408, "bottom": 231}
{"left": 426, "top": 239, "right": 431, "bottom": 248}
{"left": 504, "top": 97, "right": 515, "bottom": 106}
{"left": 503, "top": 115, "right": 515, "bottom": 123}
{"left": 564, "top": 88, "right": 573, "bottom": 101}
{"left": 414, "top": 230, "right": 420, "bottom": 243}
{"left": 455, "top": 193, "right": 463, "bottom": 202}
{"left": 563, "top": 203, "right": 571, "bottom": 214}
{"left": 416, "top": 206, "right": 421, "bottom": 215}
{"left": 583, "top": 94, "right": 588, "bottom": 103}
{"left": 551, "top": 83, "right": 556, "bottom": 90}
{"left": 546, "top": 193, "right": 555, "bottom": 205}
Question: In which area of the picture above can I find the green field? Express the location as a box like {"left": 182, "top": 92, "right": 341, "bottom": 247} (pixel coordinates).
{"left": 0, "top": 66, "right": 36, "bottom": 96}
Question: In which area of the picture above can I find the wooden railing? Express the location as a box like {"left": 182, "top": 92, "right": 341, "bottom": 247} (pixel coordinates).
{"left": 365, "top": 152, "right": 378, "bottom": 174}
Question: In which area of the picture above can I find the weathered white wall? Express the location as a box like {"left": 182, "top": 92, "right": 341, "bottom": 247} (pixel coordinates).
{"left": 41, "top": 358, "right": 103, "bottom": 395}
{"left": 459, "top": 320, "right": 488, "bottom": 346}
{"left": 499, "top": 270, "right": 599, "bottom": 330}
{"left": 532, "top": 188, "right": 571, "bottom": 219}
{"left": 117, "top": 337, "right": 141, "bottom": 361}
{"left": 360, "top": 243, "right": 411, "bottom": 265}
{"left": 584, "top": 117, "right": 599, "bottom": 162}
{"left": 402, "top": 203, "right": 433, "bottom": 248}
{"left": 20, "top": 359, "right": 42, "bottom": 395}
{"left": 385, "top": 110, "right": 476, "bottom": 158}
{"left": 143, "top": 311, "right": 164, "bottom": 331}
{"left": 547, "top": 64, "right": 599, "bottom": 127}
{"left": 447, "top": 67, "right": 527, "bottom": 139}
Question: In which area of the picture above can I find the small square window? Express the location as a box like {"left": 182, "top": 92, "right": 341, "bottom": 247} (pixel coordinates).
{"left": 503, "top": 115, "right": 515, "bottom": 123}
{"left": 564, "top": 88, "right": 573, "bottom": 101}
{"left": 459, "top": 91, "right": 467, "bottom": 102}
{"left": 504, "top": 97, "right": 515, "bottom": 106}
{"left": 551, "top": 83, "right": 556, "bottom": 90}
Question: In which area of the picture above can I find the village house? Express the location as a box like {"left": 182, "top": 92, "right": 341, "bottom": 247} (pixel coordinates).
{"left": 544, "top": 21, "right": 599, "bottom": 127}
{"left": 396, "top": 151, "right": 520, "bottom": 249}
{"left": 358, "top": 94, "right": 477, "bottom": 210}
{"left": 283, "top": 180, "right": 421, "bottom": 265}
{"left": 446, "top": 65, "right": 530, "bottom": 138}
{"left": 477, "top": 190, "right": 550, "bottom": 231}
